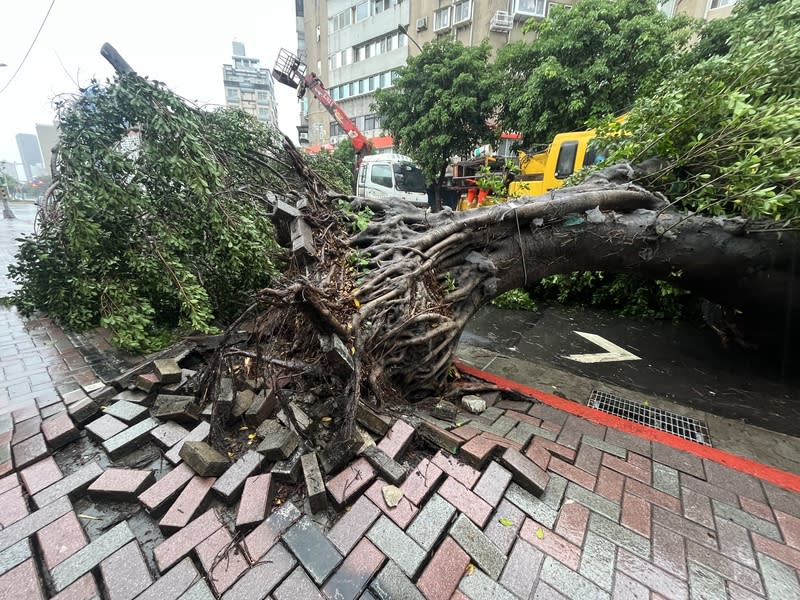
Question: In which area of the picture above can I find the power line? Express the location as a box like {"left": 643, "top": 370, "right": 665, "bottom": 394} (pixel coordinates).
{"left": 0, "top": 0, "right": 58, "bottom": 97}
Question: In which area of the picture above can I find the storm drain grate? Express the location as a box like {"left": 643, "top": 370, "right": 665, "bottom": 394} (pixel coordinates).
{"left": 588, "top": 390, "right": 712, "bottom": 447}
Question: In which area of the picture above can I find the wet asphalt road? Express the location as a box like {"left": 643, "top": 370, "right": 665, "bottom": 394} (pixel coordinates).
{"left": 461, "top": 304, "right": 800, "bottom": 437}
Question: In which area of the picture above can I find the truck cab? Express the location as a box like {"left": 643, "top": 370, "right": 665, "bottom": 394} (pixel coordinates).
{"left": 356, "top": 154, "right": 429, "bottom": 208}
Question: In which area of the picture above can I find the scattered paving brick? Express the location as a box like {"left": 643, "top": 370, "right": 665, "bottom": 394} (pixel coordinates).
{"left": 282, "top": 515, "right": 342, "bottom": 584}
{"left": 41, "top": 411, "right": 79, "bottom": 449}
{"left": 102, "top": 417, "right": 160, "bottom": 459}
{"left": 103, "top": 399, "right": 149, "bottom": 424}
{"left": 431, "top": 451, "right": 480, "bottom": 488}
{"left": 438, "top": 476, "right": 492, "bottom": 528}
{"left": 257, "top": 429, "right": 299, "bottom": 460}
{"left": 322, "top": 537, "right": 385, "bottom": 600}
{"left": 223, "top": 542, "right": 296, "bottom": 600}
{"left": 361, "top": 445, "right": 407, "bottom": 485}
{"left": 236, "top": 473, "right": 274, "bottom": 528}
{"left": 406, "top": 493, "right": 457, "bottom": 552}
{"left": 377, "top": 419, "right": 415, "bottom": 459}
{"left": 111, "top": 389, "right": 149, "bottom": 404}
{"left": 154, "top": 508, "right": 223, "bottom": 573}
{"left": 416, "top": 536, "right": 469, "bottom": 600}
{"left": 500, "top": 538, "right": 544, "bottom": 598}
{"left": 32, "top": 460, "right": 103, "bottom": 509}
{"left": 369, "top": 560, "right": 425, "bottom": 600}
{"left": 135, "top": 556, "right": 199, "bottom": 600}
{"left": 134, "top": 372, "right": 160, "bottom": 393}
{"left": 179, "top": 441, "right": 229, "bottom": 477}
{"left": 213, "top": 449, "right": 263, "bottom": 503}
{"left": 326, "top": 457, "right": 377, "bottom": 508}
{"left": 416, "top": 421, "right": 461, "bottom": 455}
{"left": 11, "top": 415, "right": 41, "bottom": 444}
{"left": 505, "top": 483, "right": 559, "bottom": 529}
{"left": 165, "top": 421, "right": 211, "bottom": 465}
{"left": 159, "top": 474, "right": 216, "bottom": 534}
{"left": 365, "top": 479, "right": 419, "bottom": 528}
{"left": 367, "top": 516, "right": 426, "bottom": 579}
{"left": 300, "top": 453, "right": 327, "bottom": 513}
{"left": 20, "top": 455, "right": 62, "bottom": 495}
{"left": 12, "top": 432, "right": 49, "bottom": 470}
{"left": 149, "top": 421, "right": 190, "bottom": 450}
{"left": 35, "top": 510, "right": 88, "bottom": 570}
{"left": 356, "top": 404, "right": 392, "bottom": 436}
{"left": 500, "top": 447, "right": 550, "bottom": 496}
{"left": 66, "top": 397, "right": 99, "bottom": 425}
{"left": 327, "top": 495, "right": 382, "bottom": 555}
{"left": 154, "top": 358, "right": 182, "bottom": 384}
{"left": 473, "top": 461, "right": 512, "bottom": 507}
{"left": 459, "top": 435, "right": 497, "bottom": 468}
{"left": 244, "top": 387, "right": 278, "bottom": 426}
{"left": 484, "top": 499, "right": 525, "bottom": 554}
{"left": 85, "top": 414, "right": 128, "bottom": 442}
{"left": 0, "top": 494, "right": 71, "bottom": 553}
{"left": 399, "top": 458, "right": 444, "bottom": 506}
{"left": 87, "top": 467, "right": 155, "bottom": 501}
{"left": 0, "top": 558, "right": 45, "bottom": 600}
{"left": 195, "top": 527, "right": 249, "bottom": 596}
{"left": 272, "top": 445, "right": 305, "bottom": 483}
{"left": 0, "top": 486, "right": 28, "bottom": 528}
{"left": 152, "top": 396, "right": 200, "bottom": 424}
{"left": 99, "top": 540, "right": 153, "bottom": 600}
{"left": 51, "top": 520, "right": 136, "bottom": 592}
{"left": 449, "top": 513, "right": 507, "bottom": 579}
{"left": 242, "top": 501, "right": 301, "bottom": 562}
{"left": 138, "top": 462, "right": 194, "bottom": 513}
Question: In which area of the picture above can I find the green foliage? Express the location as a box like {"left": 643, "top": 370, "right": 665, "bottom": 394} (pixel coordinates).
{"left": 444, "top": 272, "right": 457, "bottom": 293}
{"left": 596, "top": 0, "right": 800, "bottom": 222}
{"left": 306, "top": 144, "right": 354, "bottom": 194}
{"left": 8, "top": 74, "right": 288, "bottom": 352}
{"left": 374, "top": 39, "right": 496, "bottom": 187}
{"left": 491, "top": 289, "right": 537, "bottom": 311}
{"left": 531, "top": 272, "right": 696, "bottom": 320}
{"left": 337, "top": 199, "right": 373, "bottom": 232}
{"left": 494, "top": 0, "right": 697, "bottom": 144}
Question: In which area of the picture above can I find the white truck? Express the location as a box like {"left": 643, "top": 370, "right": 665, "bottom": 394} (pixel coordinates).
{"left": 356, "top": 154, "right": 429, "bottom": 208}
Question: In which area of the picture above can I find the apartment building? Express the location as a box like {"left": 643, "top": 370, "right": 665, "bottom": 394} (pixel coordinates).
{"left": 222, "top": 42, "right": 280, "bottom": 128}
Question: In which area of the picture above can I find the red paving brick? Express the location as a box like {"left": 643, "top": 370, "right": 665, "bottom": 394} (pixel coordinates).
{"left": 547, "top": 456, "right": 596, "bottom": 491}
{"left": 153, "top": 508, "right": 224, "bottom": 572}
{"left": 400, "top": 458, "right": 444, "bottom": 506}
{"left": 100, "top": 540, "right": 153, "bottom": 600}
{"left": 741, "top": 496, "right": 776, "bottom": 523}
{"left": 416, "top": 536, "right": 469, "bottom": 600}
{"left": 236, "top": 474, "right": 274, "bottom": 528}
{"left": 195, "top": 526, "right": 249, "bottom": 596}
{"left": 40, "top": 412, "right": 79, "bottom": 449}
{"left": 326, "top": 457, "right": 377, "bottom": 507}
{"left": 594, "top": 466, "right": 625, "bottom": 504}
{"left": 20, "top": 456, "right": 62, "bottom": 495}
{"left": 531, "top": 436, "right": 576, "bottom": 462}
{"left": 88, "top": 468, "right": 155, "bottom": 501}
{"left": 49, "top": 574, "right": 99, "bottom": 600}
{"left": 36, "top": 511, "right": 88, "bottom": 569}
{"left": 554, "top": 501, "right": 590, "bottom": 547}
{"left": 138, "top": 463, "right": 194, "bottom": 513}
{"left": 519, "top": 518, "right": 581, "bottom": 571}
{"left": 449, "top": 425, "right": 480, "bottom": 441}
{"left": 365, "top": 479, "right": 419, "bottom": 528}
{"left": 504, "top": 410, "right": 542, "bottom": 427}
{"left": 0, "top": 558, "right": 44, "bottom": 599}
{"left": 0, "top": 485, "right": 28, "bottom": 528}
{"left": 0, "top": 472, "right": 19, "bottom": 495}
{"left": 437, "top": 476, "right": 492, "bottom": 528}
{"left": 602, "top": 453, "right": 652, "bottom": 484}
{"left": 376, "top": 418, "right": 415, "bottom": 459}
{"left": 321, "top": 537, "right": 385, "bottom": 600}
{"left": 326, "top": 495, "right": 381, "bottom": 555}
{"left": 431, "top": 451, "right": 480, "bottom": 488}
{"left": 458, "top": 435, "right": 496, "bottom": 468}
{"left": 621, "top": 492, "right": 652, "bottom": 538}
{"left": 159, "top": 474, "right": 216, "bottom": 534}
{"left": 752, "top": 531, "right": 800, "bottom": 569}
{"left": 775, "top": 509, "right": 800, "bottom": 548}
{"left": 624, "top": 476, "right": 681, "bottom": 513}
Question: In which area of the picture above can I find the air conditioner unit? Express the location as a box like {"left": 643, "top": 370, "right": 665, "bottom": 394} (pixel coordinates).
{"left": 416, "top": 17, "right": 428, "bottom": 31}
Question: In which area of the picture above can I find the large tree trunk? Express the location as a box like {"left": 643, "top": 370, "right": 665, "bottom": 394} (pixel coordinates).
{"left": 203, "top": 139, "right": 799, "bottom": 439}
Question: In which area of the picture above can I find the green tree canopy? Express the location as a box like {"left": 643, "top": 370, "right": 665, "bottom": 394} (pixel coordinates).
{"left": 374, "top": 39, "right": 496, "bottom": 205}
{"left": 494, "top": 0, "right": 696, "bottom": 145}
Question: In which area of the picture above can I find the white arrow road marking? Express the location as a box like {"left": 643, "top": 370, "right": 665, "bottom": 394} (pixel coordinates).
{"left": 563, "top": 331, "right": 641, "bottom": 363}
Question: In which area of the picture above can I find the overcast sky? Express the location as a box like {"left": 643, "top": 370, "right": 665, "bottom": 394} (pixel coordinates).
{"left": 0, "top": 0, "right": 301, "bottom": 173}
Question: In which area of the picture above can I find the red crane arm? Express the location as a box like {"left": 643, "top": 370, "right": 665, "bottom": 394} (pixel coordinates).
{"left": 303, "top": 75, "right": 370, "bottom": 155}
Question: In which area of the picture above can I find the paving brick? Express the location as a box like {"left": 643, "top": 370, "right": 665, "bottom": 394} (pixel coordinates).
{"left": 0, "top": 538, "right": 31, "bottom": 577}
{"left": 327, "top": 495, "right": 381, "bottom": 555}
{"left": 12, "top": 405, "right": 40, "bottom": 422}
{"left": 35, "top": 510, "right": 88, "bottom": 570}
{"left": 752, "top": 531, "right": 800, "bottom": 570}
{"left": 0, "top": 494, "right": 71, "bottom": 553}
{"left": 272, "top": 445, "right": 305, "bottom": 483}
{"left": 712, "top": 498, "right": 781, "bottom": 541}
{"left": 112, "top": 389, "right": 149, "bottom": 404}
{"left": 687, "top": 540, "right": 763, "bottom": 594}
{"left": 149, "top": 421, "right": 190, "bottom": 450}
{"left": 213, "top": 450, "right": 263, "bottom": 503}
{"left": 180, "top": 580, "right": 215, "bottom": 600}
{"left": 51, "top": 520, "right": 136, "bottom": 592}
{"left": 103, "top": 400, "right": 149, "bottom": 424}
{"left": 0, "top": 472, "right": 18, "bottom": 495}
{"left": 757, "top": 551, "right": 800, "bottom": 599}
{"left": 364, "top": 479, "right": 419, "bottom": 528}
{"left": 652, "top": 524, "right": 688, "bottom": 580}
{"left": 528, "top": 403, "right": 568, "bottom": 425}
{"left": 138, "top": 462, "right": 194, "bottom": 513}
{"left": 0, "top": 558, "right": 45, "bottom": 600}
{"left": 165, "top": 421, "right": 211, "bottom": 465}
{"left": 688, "top": 560, "right": 728, "bottom": 600}
{"left": 131, "top": 556, "right": 199, "bottom": 600}
{"left": 618, "top": 550, "right": 691, "bottom": 600}
{"left": 102, "top": 418, "right": 160, "bottom": 460}
{"left": 519, "top": 517, "right": 581, "bottom": 571}
{"left": 158, "top": 474, "right": 216, "bottom": 534}
{"left": 41, "top": 411, "right": 79, "bottom": 449}
{"left": 653, "top": 505, "right": 717, "bottom": 549}
{"left": 612, "top": 571, "right": 650, "bottom": 600}
{"left": 223, "top": 542, "right": 296, "bottom": 600}
{"left": 273, "top": 565, "right": 324, "bottom": 600}
{"left": 242, "top": 501, "right": 302, "bottom": 562}
{"left": 556, "top": 415, "right": 606, "bottom": 450}
{"left": 594, "top": 466, "right": 624, "bottom": 504}
{"left": 180, "top": 441, "right": 229, "bottom": 476}
{"left": 505, "top": 482, "right": 559, "bottom": 529}
{"left": 366, "top": 516, "right": 426, "bottom": 579}
{"left": 449, "top": 513, "right": 506, "bottom": 579}
{"left": 12, "top": 432, "right": 49, "bottom": 470}
{"left": 505, "top": 422, "right": 538, "bottom": 447}
{"left": 483, "top": 499, "right": 524, "bottom": 554}
{"left": 740, "top": 496, "right": 775, "bottom": 523}
{"left": 40, "top": 402, "right": 66, "bottom": 419}
{"left": 32, "top": 460, "right": 103, "bottom": 509}
{"left": 195, "top": 527, "right": 249, "bottom": 596}
{"left": 764, "top": 482, "right": 800, "bottom": 520}
{"left": 500, "top": 447, "right": 550, "bottom": 497}
{"left": 620, "top": 477, "right": 680, "bottom": 515}
{"left": 653, "top": 462, "right": 681, "bottom": 498}
{"left": 282, "top": 515, "right": 342, "bottom": 584}
{"left": 574, "top": 443, "right": 603, "bottom": 478}
{"left": 604, "top": 428, "right": 651, "bottom": 457}
{"left": 376, "top": 418, "right": 415, "bottom": 459}
{"left": 400, "top": 458, "right": 444, "bottom": 506}
{"left": 499, "top": 537, "right": 543, "bottom": 598}
{"left": 652, "top": 442, "right": 704, "bottom": 479}
{"left": 67, "top": 398, "right": 99, "bottom": 425}
{"left": 301, "top": 453, "right": 328, "bottom": 513}
{"left": 406, "top": 493, "right": 457, "bottom": 551}
{"left": 326, "top": 457, "right": 377, "bottom": 508}
{"left": 588, "top": 512, "right": 650, "bottom": 559}
{"left": 11, "top": 415, "right": 41, "bottom": 444}
{"left": 153, "top": 508, "right": 224, "bottom": 573}
{"left": 233, "top": 473, "right": 274, "bottom": 528}
{"left": 416, "top": 536, "right": 469, "bottom": 600}
{"left": 621, "top": 491, "right": 651, "bottom": 538}
{"left": 579, "top": 531, "right": 616, "bottom": 591}
{"left": 0, "top": 486, "right": 28, "bottom": 529}
{"left": 431, "top": 451, "right": 480, "bottom": 488}
{"left": 450, "top": 425, "right": 480, "bottom": 441}
{"left": 257, "top": 430, "right": 299, "bottom": 460}
{"left": 472, "top": 461, "right": 512, "bottom": 507}
{"left": 458, "top": 566, "right": 518, "bottom": 600}
{"left": 539, "top": 556, "right": 610, "bottom": 600}
{"left": 88, "top": 468, "right": 154, "bottom": 501}
{"left": 601, "top": 453, "right": 651, "bottom": 484}
{"left": 531, "top": 436, "right": 576, "bottom": 462}
{"left": 85, "top": 414, "right": 127, "bottom": 442}
{"left": 100, "top": 540, "right": 153, "bottom": 600}
{"left": 322, "top": 537, "right": 385, "bottom": 600}
{"left": 704, "top": 459, "right": 766, "bottom": 504}
{"left": 152, "top": 396, "right": 200, "bottom": 424}
{"left": 717, "top": 518, "right": 757, "bottom": 569}
{"left": 549, "top": 456, "right": 596, "bottom": 491}
{"left": 555, "top": 500, "right": 590, "bottom": 547}
{"left": 458, "top": 435, "right": 497, "bottom": 468}
{"left": 369, "top": 560, "right": 425, "bottom": 600}
{"left": 565, "top": 481, "right": 620, "bottom": 523}
{"left": 19, "top": 456, "right": 61, "bottom": 497}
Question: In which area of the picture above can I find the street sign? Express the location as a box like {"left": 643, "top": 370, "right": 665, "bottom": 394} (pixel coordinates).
{"left": 563, "top": 331, "right": 641, "bottom": 363}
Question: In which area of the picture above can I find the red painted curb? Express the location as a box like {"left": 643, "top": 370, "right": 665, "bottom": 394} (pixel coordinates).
{"left": 454, "top": 359, "right": 800, "bottom": 495}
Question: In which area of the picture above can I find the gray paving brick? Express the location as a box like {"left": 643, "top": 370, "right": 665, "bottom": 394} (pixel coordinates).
{"left": 653, "top": 463, "right": 680, "bottom": 497}
{"left": 582, "top": 436, "right": 626, "bottom": 458}
{"left": 32, "top": 461, "right": 103, "bottom": 508}
{"left": 212, "top": 449, "right": 263, "bottom": 503}
{"left": 542, "top": 473, "right": 569, "bottom": 509}
{"left": 484, "top": 500, "right": 525, "bottom": 554}
{"left": 102, "top": 418, "right": 160, "bottom": 459}
{"left": 366, "top": 516, "right": 426, "bottom": 579}
{"left": 0, "top": 495, "right": 71, "bottom": 552}
{"left": 473, "top": 461, "right": 512, "bottom": 507}
{"left": 505, "top": 422, "right": 536, "bottom": 447}
{"left": 135, "top": 557, "right": 199, "bottom": 600}
{"left": 757, "top": 552, "right": 800, "bottom": 600}
{"left": 459, "top": 567, "right": 518, "bottom": 600}
{"left": 406, "top": 493, "right": 456, "bottom": 551}
{"left": 370, "top": 561, "right": 424, "bottom": 600}
{"left": 449, "top": 514, "right": 506, "bottom": 580}
{"left": 521, "top": 424, "right": 558, "bottom": 441}
{"left": 0, "top": 538, "right": 31, "bottom": 577}
{"left": 103, "top": 400, "right": 148, "bottom": 424}
{"left": 500, "top": 538, "right": 543, "bottom": 599}
{"left": 540, "top": 556, "right": 610, "bottom": 600}
{"left": 712, "top": 499, "right": 781, "bottom": 541}
{"left": 579, "top": 531, "right": 616, "bottom": 591}
{"left": 688, "top": 561, "right": 727, "bottom": 600}
{"left": 179, "top": 580, "right": 216, "bottom": 600}
{"left": 281, "top": 516, "right": 342, "bottom": 585}
{"left": 588, "top": 513, "right": 650, "bottom": 559}
{"left": 505, "top": 482, "right": 558, "bottom": 529}
{"left": 566, "top": 482, "right": 621, "bottom": 522}
{"left": 488, "top": 415, "right": 517, "bottom": 437}
{"left": 274, "top": 566, "right": 324, "bottom": 600}
{"left": 51, "top": 521, "right": 135, "bottom": 592}
{"left": 222, "top": 542, "right": 296, "bottom": 600}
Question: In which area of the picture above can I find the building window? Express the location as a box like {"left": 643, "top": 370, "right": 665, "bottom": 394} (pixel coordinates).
{"left": 710, "top": 0, "right": 735, "bottom": 8}
{"left": 226, "top": 88, "right": 240, "bottom": 102}
{"left": 358, "top": 79, "right": 367, "bottom": 94}
{"left": 329, "top": 9, "right": 352, "bottom": 33}
{"left": 453, "top": 1, "right": 471, "bottom": 24}
{"left": 380, "top": 72, "right": 392, "bottom": 88}
{"left": 355, "top": 1, "right": 370, "bottom": 22}
{"left": 370, "top": 75, "right": 380, "bottom": 91}
{"left": 513, "top": 0, "right": 546, "bottom": 18}
{"left": 332, "top": 86, "right": 340, "bottom": 100}
{"left": 434, "top": 7, "right": 451, "bottom": 32}
{"left": 257, "top": 92, "right": 271, "bottom": 104}
{"left": 258, "top": 107, "right": 271, "bottom": 121}
{"left": 372, "top": 0, "right": 397, "bottom": 14}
